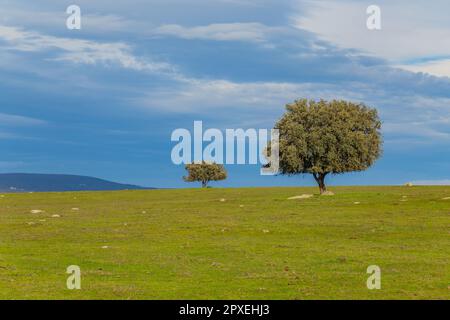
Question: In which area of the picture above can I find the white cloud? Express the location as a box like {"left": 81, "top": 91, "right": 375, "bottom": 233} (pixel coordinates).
{"left": 0, "top": 114, "right": 46, "bottom": 141}
{"left": 383, "top": 123, "right": 450, "bottom": 140}
{"left": 397, "top": 60, "right": 450, "bottom": 79}
{"left": 136, "top": 79, "right": 360, "bottom": 113}
{"left": 0, "top": 113, "right": 46, "bottom": 126}
{"left": 293, "top": 0, "right": 450, "bottom": 77}
{"left": 154, "top": 22, "right": 282, "bottom": 42}
{"left": 0, "top": 5, "right": 151, "bottom": 35}
{"left": 134, "top": 75, "right": 450, "bottom": 144}
{"left": 0, "top": 25, "right": 175, "bottom": 74}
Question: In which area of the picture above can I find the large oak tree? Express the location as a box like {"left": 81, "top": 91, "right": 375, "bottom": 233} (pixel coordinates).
{"left": 274, "top": 99, "right": 382, "bottom": 194}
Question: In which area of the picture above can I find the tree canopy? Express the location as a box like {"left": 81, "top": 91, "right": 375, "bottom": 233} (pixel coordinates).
{"left": 183, "top": 162, "right": 227, "bottom": 188}
{"left": 274, "top": 99, "right": 382, "bottom": 194}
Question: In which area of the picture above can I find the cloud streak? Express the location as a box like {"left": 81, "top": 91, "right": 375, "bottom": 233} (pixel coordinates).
{"left": 0, "top": 25, "right": 175, "bottom": 74}
{"left": 154, "top": 22, "right": 283, "bottom": 43}
{"left": 0, "top": 113, "right": 46, "bottom": 126}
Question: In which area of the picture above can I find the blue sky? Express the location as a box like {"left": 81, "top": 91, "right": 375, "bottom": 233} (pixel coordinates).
{"left": 1, "top": 0, "right": 450, "bottom": 188}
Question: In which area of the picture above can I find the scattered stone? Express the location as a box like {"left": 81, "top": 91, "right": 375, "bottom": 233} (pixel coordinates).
{"left": 27, "top": 222, "right": 35, "bottom": 225}
{"left": 71, "top": 208, "right": 79, "bottom": 211}
{"left": 239, "top": 205, "right": 244, "bottom": 208}
{"left": 39, "top": 219, "right": 46, "bottom": 222}
{"left": 142, "top": 211, "right": 147, "bottom": 214}
{"left": 30, "top": 210, "right": 44, "bottom": 214}
{"left": 288, "top": 194, "right": 313, "bottom": 200}
{"left": 321, "top": 191, "right": 335, "bottom": 196}
{"left": 219, "top": 198, "right": 226, "bottom": 202}
{"left": 101, "top": 246, "right": 109, "bottom": 249}
{"left": 262, "top": 229, "right": 270, "bottom": 233}
{"left": 51, "top": 214, "right": 61, "bottom": 218}
{"left": 442, "top": 197, "right": 450, "bottom": 200}
{"left": 354, "top": 202, "right": 361, "bottom": 205}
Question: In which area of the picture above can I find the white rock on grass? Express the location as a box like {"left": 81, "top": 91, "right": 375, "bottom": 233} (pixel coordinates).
{"left": 51, "top": 214, "right": 61, "bottom": 218}
{"left": 30, "top": 210, "right": 44, "bottom": 214}
{"left": 354, "top": 202, "right": 361, "bottom": 205}
{"left": 101, "top": 246, "right": 109, "bottom": 249}
{"left": 288, "top": 194, "right": 313, "bottom": 200}
{"left": 442, "top": 197, "right": 450, "bottom": 200}
{"left": 321, "top": 191, "right": 335, "bottom": 196}
{"left": 71, "top": 208, "right": 79, "bottom": 211}
{"left": 219, "top": 198, "right": 226, "bottom": 202}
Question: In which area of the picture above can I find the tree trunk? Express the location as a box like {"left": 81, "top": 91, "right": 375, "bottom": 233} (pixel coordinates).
{"left": 313, "top": 173, "right": 327, "bottom": 194}
{"left": 201, "top": 180, "right": 208, "bottom": 188}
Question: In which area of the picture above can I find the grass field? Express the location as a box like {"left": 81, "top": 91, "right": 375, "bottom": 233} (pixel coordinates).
{"left": 0, "top": 186, "right": 448, "bottom": 300}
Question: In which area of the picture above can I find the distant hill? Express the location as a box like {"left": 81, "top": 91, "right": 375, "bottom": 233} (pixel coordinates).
{"left": 0, "top": 173, "right": 152, "bottom": 193}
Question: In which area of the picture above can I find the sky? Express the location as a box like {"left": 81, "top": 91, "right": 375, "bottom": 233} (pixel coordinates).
{"left": 1, "top": 0, "right": 450, "bottom": 188}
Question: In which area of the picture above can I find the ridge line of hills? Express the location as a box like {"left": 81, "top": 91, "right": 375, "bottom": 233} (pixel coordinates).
{"left": 0, "top": 173, "right": 153, "bottom": 193}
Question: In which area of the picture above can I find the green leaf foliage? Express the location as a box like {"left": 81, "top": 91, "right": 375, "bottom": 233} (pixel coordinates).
{"left": 183, "top": 162, "right": 227, "bottom": 188}
{"left": 275, "top": 99, "right": 382, "bottom": 177}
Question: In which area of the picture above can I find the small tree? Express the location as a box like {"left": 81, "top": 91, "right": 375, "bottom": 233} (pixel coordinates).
{"left": 183, "top": 162, "right": 227, "bottom": 188}
{"left": 273, "top": 99, "right": 382, "bottom": 194}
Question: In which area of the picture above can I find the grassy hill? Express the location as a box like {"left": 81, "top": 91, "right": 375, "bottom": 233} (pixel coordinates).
{"left": 0, "top": 186, "right": 448, "bottom": 299}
